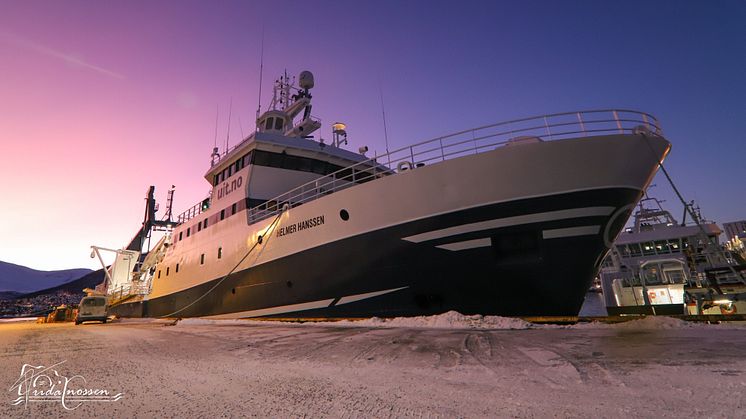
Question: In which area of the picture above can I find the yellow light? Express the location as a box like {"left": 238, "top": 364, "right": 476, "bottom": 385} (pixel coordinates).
{"left": 332, "top": 122, "right": 346, "bottom": 133}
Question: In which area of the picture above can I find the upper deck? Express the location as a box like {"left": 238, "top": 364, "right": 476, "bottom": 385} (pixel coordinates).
{"left": 243, "top": 109, "right": 663, "bottom": 224}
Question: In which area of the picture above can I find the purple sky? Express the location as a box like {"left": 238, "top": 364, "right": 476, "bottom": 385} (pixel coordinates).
{"left": 1, "top": 0, "right": 745, "bottom": 270}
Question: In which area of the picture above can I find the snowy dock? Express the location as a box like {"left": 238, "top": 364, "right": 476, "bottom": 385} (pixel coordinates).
{"left": 1, "top": 313, "right": 745, "bottom": 417}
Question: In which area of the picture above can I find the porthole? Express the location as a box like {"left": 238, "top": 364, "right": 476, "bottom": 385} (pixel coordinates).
{"left": 340, "top": 209, "right": 349, "bottom": 221}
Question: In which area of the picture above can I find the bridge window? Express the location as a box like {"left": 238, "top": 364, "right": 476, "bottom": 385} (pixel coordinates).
{"left": 274, "top": 117, "right": 284, "bottom": 130}
{"left": 265, "top": 117, "right": 274, "bottom": 130}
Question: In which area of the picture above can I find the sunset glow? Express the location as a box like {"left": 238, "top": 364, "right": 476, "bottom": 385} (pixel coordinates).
{"left": 1, "top": 1, "right": 744, "bottom": 270}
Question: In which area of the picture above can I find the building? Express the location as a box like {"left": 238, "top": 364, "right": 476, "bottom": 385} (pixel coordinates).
{"left": 723, "top": 221, "right": 746, "bottom": 242}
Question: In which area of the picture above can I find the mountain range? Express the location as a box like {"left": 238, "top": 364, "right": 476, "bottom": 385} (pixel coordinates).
{"left": 0, "top": 260, "right": 92, "bottom": 293}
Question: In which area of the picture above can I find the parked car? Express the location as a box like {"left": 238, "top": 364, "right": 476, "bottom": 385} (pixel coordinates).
{"left": 75, "top": 296, "right": 108, "bottom": 325}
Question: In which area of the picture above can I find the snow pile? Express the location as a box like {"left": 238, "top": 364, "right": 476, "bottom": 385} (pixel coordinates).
{"left": 176, "top": 318, "right": 249, "bottom": 326}
{"left": 173, "top": 313, "right": 744, "bottom": 330}
{"left": 175, "top": 311, "right": 535, "bottom": 330}
{"left": 348, "top": 311, "right": 535, "bottom": 330}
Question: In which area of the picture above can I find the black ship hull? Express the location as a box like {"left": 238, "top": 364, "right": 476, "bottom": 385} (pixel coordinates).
{"left": 111, "top": 187, "right": 640, "bottom": 318}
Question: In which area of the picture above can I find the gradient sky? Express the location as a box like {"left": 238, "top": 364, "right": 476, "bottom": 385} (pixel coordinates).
{"left": 1, "top": 0, "right": 745, "bottom": 271}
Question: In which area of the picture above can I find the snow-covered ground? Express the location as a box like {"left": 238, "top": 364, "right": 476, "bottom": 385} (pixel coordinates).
{"left": 1, "top": 314, "right": 744, "bottom": 418}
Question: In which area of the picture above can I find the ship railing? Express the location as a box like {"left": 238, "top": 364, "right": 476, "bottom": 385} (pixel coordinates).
{"left": 248, "top": 109, "right": 661, "bottom": 224}
{"left": 107, "top": 282, "right": 151, "bottom": 304}
{"left": 176, "top": 195, "right": 210, "bottom": 224}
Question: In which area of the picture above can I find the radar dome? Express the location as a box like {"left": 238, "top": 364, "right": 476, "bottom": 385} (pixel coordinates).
{"left": 299, "top": 71, "right": 314, "bottom": 89}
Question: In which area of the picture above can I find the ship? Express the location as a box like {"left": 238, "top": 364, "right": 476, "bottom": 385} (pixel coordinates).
{"left": 600, "top": 196, "right": 746, "bottom": 315}
{"left": 92, "top": 70, "right": 671, "bottom": 319}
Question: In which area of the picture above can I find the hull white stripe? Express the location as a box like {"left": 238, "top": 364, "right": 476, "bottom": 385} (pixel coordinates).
{"left": 402, "top": 206, "right": 614, "bottom": 243}
{"left": 336, "top": 286, "right": 409, "bottom": 306}
{"left": 542, "top": 225, "right": 600, "bottom": 239}
{"left": 202, "top": 286, "right": 408, "bottom": 319}
{"left": 204, "top": 299, "right": 335, "bottom": 319}
{"left": 436, "top": 238, "right": 492, "bottom": 251}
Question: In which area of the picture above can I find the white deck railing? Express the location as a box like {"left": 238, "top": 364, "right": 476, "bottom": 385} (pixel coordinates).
{"left": 245, "top": 109, "right": 661, "bottom": 224}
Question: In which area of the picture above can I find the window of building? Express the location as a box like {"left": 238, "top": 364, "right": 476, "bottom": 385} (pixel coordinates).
{"left": 200, "top": 254, "right": 205, "bottom": 265}
{"left": 218, "top": 247, "right": 222, "bottom": 259}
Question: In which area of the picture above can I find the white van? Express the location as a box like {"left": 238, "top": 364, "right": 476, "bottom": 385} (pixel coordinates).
{"left": 75, "top": 296, "right": 108, "bottom": 325}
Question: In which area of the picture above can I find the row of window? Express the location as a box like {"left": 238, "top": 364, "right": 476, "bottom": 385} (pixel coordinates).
{"left": 174, "top": 199, "right": 246, "bottom": 243}
{"left": 157, "top": 247, "right": 223, "bottom": 279}
{"left": 213, "top": 153, "right": 252, "bottom": 186}
{"left": 212, "top": 149, "right": 385, "bottom": 187}
{"left": 264, "top": 116, "right": 285, "bottom": 131}
{"left": 617, "top": 238, "right": 688, "bottom": 258}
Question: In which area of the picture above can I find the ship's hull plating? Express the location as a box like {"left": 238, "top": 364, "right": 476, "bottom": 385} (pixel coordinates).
{"left": 112, "top": 187, "right": 640, "bottom": 318}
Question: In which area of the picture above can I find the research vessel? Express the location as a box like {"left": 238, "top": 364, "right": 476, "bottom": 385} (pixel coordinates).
{"left": 93, "top": 70, "right": 671, "bottom": 318}
{"left": 600, "top": 196, "right": 746, "bottom": 315}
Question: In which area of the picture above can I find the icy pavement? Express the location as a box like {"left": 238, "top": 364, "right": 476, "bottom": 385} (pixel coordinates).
{"left": 1, "top": 315, "right": 745, "bottom": 418}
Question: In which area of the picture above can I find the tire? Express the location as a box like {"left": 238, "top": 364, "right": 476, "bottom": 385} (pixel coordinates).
{"left": 75, "top": 320, "right": 81, "bottom": 325}
{"left": 101, "top": 318, "right": 107, "bottom": 324}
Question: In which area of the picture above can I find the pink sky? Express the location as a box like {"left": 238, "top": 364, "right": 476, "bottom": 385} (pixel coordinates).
{"left": 2, "top": 1, "right": 745, "bottom": 271}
